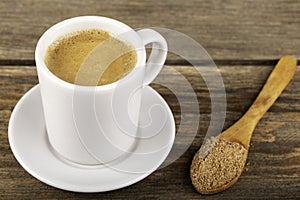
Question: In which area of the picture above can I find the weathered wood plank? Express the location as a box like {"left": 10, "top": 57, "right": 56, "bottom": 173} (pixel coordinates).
{"left": 0, "top": 0, "right": 300, "bottom": 62}
{"left": 0, "top": 65, "right": 299, "bottom": 199}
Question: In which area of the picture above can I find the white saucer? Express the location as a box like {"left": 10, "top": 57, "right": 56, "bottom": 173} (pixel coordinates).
{"left": 8, "top": 85, "right": 175, "bottom": 192}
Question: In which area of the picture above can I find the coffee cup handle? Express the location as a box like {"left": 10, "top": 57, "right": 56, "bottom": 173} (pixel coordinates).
{"left": 136, "top": 29, "right": 168, "bottom": 86}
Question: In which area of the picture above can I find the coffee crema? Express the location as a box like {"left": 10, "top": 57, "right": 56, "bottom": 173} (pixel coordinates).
{"left": 44, "top": 29, "right": 137, "bottom": 86}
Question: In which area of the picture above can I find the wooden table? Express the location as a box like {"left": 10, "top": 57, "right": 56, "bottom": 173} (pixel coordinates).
{"left": 0, "top": 0, "right": 299, "bottom": 199}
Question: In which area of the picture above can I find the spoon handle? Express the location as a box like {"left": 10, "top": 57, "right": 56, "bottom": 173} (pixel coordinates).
{"left": 245, "top": 56, "right": 297, "bottom": 123}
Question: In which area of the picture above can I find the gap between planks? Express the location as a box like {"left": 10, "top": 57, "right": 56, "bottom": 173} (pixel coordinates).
{"left": 0, "top": 59, "right": 299, "bottom": 67}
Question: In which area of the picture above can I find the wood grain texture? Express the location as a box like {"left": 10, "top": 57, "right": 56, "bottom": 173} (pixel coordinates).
{"left": 0, "top": 65, "right": 299, "bottom": 199}
{"left": 1, "top": 0, "right": 300, "bottom": 62}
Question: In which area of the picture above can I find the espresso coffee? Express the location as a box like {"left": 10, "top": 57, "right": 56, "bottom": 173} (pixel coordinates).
{"left": 44, "top": 29, "right": 137, "bottom": 86}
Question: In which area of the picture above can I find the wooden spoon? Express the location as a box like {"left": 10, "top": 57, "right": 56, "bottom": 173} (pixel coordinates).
{"left": 191, "top": 55, "right": 297, "bottom": 194}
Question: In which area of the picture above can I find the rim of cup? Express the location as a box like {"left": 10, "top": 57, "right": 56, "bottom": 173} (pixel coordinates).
{"left": 35, "top": 16, "right": 146, "bottom": 91}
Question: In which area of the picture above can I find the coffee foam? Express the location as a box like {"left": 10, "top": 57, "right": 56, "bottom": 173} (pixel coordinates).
{"left": 44, "top": 29, "right": 137, "bottom": 86}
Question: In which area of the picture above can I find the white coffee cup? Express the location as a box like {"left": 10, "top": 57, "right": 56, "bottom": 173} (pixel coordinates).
{"left": 35, "top": 16, "right": 167, "bottom": 165}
